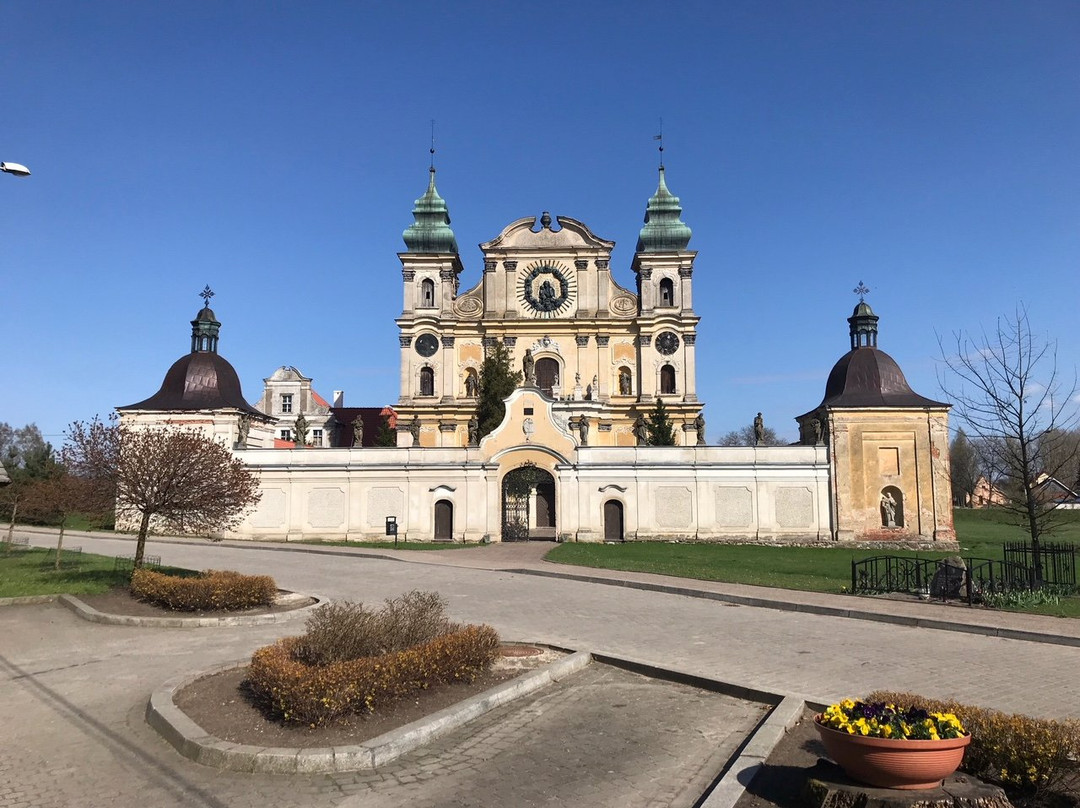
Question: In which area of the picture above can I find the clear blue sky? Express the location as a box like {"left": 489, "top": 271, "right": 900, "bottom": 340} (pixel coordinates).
{"left": 5, "top": 1, "right": 1078, "bottom": 445}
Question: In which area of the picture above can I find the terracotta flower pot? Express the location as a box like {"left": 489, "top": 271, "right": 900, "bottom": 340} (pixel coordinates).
{"left": 814, "top": 717, "right": 971, "bottom": 790}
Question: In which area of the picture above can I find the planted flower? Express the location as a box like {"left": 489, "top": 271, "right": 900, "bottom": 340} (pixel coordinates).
{"left": 815, "top": 697, "right": 971, "bottom": 790}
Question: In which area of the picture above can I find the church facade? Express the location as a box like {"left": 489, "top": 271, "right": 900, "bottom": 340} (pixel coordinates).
{"left": 118, "top": 164, "right": 955, "bottom": 548}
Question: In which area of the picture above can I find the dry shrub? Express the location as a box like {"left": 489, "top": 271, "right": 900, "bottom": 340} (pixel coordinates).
{"left": 130, "top": 568, "right": 277, "bottom": 612}
{"left": 248, "top": 623, "right": 501, "bottom": 725}
{"left": 867, "top": 690, "right": 1080, "bottom": 795}
{"left": 293, "top": 591, "right": 453, "bottom": 665}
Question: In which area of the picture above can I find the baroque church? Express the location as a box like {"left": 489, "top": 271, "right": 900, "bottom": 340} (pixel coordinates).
{"left": 117, "top": 163, "right": 955, "bottom": 547}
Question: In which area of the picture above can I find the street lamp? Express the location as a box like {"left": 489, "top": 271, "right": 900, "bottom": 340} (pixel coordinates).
{"left": 1, "top": 162, "right": 31, "bottom": 177}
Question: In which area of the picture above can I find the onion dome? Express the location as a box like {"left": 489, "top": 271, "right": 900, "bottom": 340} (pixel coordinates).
{"left": 402, "top": 167, "right": 459, "bottom": 253}
{"left": 118, "top": 294, "right": 266, "bottom": 416}
{"left": 812, "top": 301, "right": 946, "bottom": 409}
{"left": 636, "top": 167, "right": 692, "bottom": 252}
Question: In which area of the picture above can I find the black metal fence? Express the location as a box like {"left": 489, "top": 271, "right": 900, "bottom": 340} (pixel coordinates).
{"left": 1002, "top": 542, "right": 1077, "bottom": 587}
{"left": 850, "top": 554, "right": 1061, "bottom": 604}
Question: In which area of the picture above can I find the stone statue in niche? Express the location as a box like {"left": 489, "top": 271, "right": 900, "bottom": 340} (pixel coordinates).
{"left": 352, "top": 417, "right": 364, "bottom": 448}
{"left": 294, "top": 414, "right": 308, "bottom": 446}
{"left": 236, "top": 413, "right": 250, "bottom": 447}
{"left": 523, "top": 349, "right": 535, "bottom": 385}
{"left": 634, "top": 415, "right": 649, "bottom": 446}
{"left": 409, "top": 416, "right": 421, "bottom": 444}
{"left": 694, "top": 411, "right": 706, "bottom": 445}
{"left": 881, "top": 491, "right": 898, "bottom": 528}
{"left": 753, "top": 412, "right": 765, "bottom": 445}
{"left": 578, "top": 415, "right": 589, "bottom": 446}
{"left": 464, "top": 371, "right": 479, "bottom": 398}
{"left": 467, "top": 415, "right": 479, "bottom": 447}
{"left": 619, "top": 367, "right": 632, "bottom": 395}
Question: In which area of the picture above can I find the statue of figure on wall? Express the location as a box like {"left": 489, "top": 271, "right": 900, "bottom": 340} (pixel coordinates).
{"left": 523, "top": 349, "right": 535, "bottom": 385}
{"left": 634, "top": 415, "right": 648, "bottom": 446}
{"left": 619, "top": 367, "right": 632, "bottom": 395}
{"left": 881, "top": 491, "right": 898, "bottom": 528}
{"left": 694, "top": 411, "right": 706, "bottom": 445}
{"left": 352, "top": 416, "right": 364, "bottom": 448}
{"left": 409, "top": 415, "right": 421, "bottom": 444}
{"left": 236, "top": 413, "right": 250, "bottom": 447}
{"left": 468, "top": 415, "right": 479, "bottom": 447}
{"left": 464, "top": 370, "right": 479, "bottom": 398}
{"left": 552, "top": 371, "right": 561, "bottom": 398}
{"left": 578, "top": 415, "right": 589, "bottom": 446}
{"left": 753, "top": 412, "right": 765, "bottom": 446}
{"left": 291, "top": 412, "right": 308, "bottom": 445}
{"left": 811, "top": 417, "right": 823, "bottom": 446}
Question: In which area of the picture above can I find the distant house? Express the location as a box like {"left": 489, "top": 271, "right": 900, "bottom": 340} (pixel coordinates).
{"left": 970, "top": 476, "right": 1007, "bottom": 508}
{"left": 1034, "top": 474, "right": 1080, "bottom": 510}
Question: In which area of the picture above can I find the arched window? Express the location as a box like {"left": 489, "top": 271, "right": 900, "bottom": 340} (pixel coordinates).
{"left": 659, "top": 277, "right": 674, "bottom": 307}
{"left": 420, "top": 278, "right": 435, "bottom": 308}
{"left": 419, "top": 366, "right": 435, "bottom": 397}
{"left": 536, "top": 357, "right": 560, "bottom": 397}
{"left": 660, "top": 364, "right": 676, "bottom": 395}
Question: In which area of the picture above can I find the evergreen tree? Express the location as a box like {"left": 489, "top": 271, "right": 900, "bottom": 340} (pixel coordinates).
{"left": 645, "top": 398, "right": 677, "bottom": 446}
{"left": 375, "top": 414, "right": 397, "bottom": 447}
{"left": 476, "top": 343, "right": 523, "bottom": 439}
{"left": 949, "top": 428, "right": 980, "bottom": 506}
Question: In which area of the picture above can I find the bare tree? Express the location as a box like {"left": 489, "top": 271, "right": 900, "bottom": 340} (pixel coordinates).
{"left": 20, "top": 472, "right": 97, "bottom": 569}
{"left": 718, "top": 423, "right": 786, "bottom": 447}
{"left": 64, "top": 418, "right": 262, "bottom": 568}
{"left": 939, "top": 306, "right": 1079, "bottom": 578}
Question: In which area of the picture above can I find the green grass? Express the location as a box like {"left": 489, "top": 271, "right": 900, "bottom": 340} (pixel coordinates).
{"left": 545, "top": 509, "right": 1080, "bottom": 617}
{"left": 0, "top": 546, "right": 193, "bottom": 598}
{"left": 295, "top": 539, "right": 478, "bottom": 551}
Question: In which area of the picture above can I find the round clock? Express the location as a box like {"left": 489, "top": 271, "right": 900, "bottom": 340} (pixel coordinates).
{"left": 656, "top": 331, "right": 680, "bottom": 355}
{"left": 415, "top": 333, "right": 439, "bottom": 358}
{"left": 520, "top": 263, "right": 573, "bottom": 316}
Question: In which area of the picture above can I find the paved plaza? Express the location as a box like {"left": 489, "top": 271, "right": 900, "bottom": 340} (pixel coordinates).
{"left": 3, "top": 529, "right": 1080, "bottom": 807}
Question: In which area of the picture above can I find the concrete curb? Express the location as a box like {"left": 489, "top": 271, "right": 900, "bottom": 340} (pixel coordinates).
{"left": 58, "top": 593, "right": 326, "bottom": 628}
{"left": 0, "top": 594, "right": 59, "bottom": 607}
{"left": 508, "top": 567, "right": 1080, "bottom": 649}
{"left": 146, "top": 648, "right": 594, "bottom": 774}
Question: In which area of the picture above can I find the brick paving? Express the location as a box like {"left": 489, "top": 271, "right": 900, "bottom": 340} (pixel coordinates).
{"left": 5, "top": 527, "right": 1080, "bottom": 808}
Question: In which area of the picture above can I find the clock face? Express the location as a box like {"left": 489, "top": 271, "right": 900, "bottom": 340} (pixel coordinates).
{"left": 656, "top": 331, "right": 680, "bottom": 356}
{"left": 519, "top": 263, "right": 575, "bottom": 317}
{"left": 415, "top": 333, "right": 439, "bottom": 358}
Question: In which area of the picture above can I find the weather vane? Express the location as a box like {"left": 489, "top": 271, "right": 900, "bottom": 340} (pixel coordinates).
{"left": 430, "top": 119, "right": 436, "bottom": 169}
{"left": 853, "top": 281, "right": 870, "bottom": 302}
{"left": 653, "top": 118, "right": 664, "bottom": 168}
{"left": 200, "top": 285, "right": 215, "bottom": 307}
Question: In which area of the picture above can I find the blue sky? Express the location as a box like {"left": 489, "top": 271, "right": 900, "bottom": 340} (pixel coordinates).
{"left": 5, "top": 1, "right": 1077, "bottom": 445}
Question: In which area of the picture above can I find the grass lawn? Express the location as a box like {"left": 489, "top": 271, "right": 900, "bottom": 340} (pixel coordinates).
{"left": 296, "top": 539, "right": 478, "bottom": 551}
{"left": 0, "top": 546, "right": 194, "bottom": 598}
{"left": 546, "top": 509, "right": 1080, "bottom": 616}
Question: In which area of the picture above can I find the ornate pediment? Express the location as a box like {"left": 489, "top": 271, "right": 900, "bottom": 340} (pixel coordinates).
{"left": 481, "top": 214, "right": 615, "bottom": 252}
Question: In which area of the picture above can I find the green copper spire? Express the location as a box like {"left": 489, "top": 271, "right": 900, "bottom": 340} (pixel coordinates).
{"left": 402, "top": 167, "right": 459, "bottom": 253}
{"left": 636, "top": 166, "right": 692, "bottom": 252}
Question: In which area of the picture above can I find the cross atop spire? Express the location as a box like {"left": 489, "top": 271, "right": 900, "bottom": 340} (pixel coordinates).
{"left": 200, "top": 285, "right": 215, "bottom": 307}
{"left": 853, "top": 281, "right": 870, "bottom": 302}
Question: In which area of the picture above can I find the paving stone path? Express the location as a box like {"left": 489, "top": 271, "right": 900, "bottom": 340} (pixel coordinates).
{"left": 4, "top": 529, "right": 1080, "bottom": 808}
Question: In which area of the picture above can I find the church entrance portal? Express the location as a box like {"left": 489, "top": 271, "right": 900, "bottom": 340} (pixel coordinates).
{"left": 434, "top": 499, "right": 453, "bottom": 541}
{"left": 501, "top": 465, "right": 556, "bottom": 542}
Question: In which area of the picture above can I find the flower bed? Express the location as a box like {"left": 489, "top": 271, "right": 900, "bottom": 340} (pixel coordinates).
{"left": 130, "top": 568, "right": 277, "bottom": 611}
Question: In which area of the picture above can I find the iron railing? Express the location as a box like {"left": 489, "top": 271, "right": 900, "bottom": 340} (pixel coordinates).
{"left": 1002, "top": 541, "right": 1077, "bottom": 587}
{"left": 850, "top": 555, "right": 1046, "bottom": 604}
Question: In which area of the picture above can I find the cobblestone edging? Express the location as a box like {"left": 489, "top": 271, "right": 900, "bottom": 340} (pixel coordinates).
{"left": 58, "top": 593, "right": 326, "bottom": 628}
{"left": 145, "top": 649, "right": 594, "bottom": 774}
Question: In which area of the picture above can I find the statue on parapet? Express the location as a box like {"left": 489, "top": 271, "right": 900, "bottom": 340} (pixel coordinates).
{"left": 753, "top": 412, "right": 765, "bottom": 446}
{"left": 694, "top": 411, "right": 706, "bottom": 445}
{"left": 352, "top": 416, "right": 364, "bottom": 448}
{"left": 634, "top": 415, "right": 649, "bottom": 446}
{"left": 294, "top": 414, "right": 309, "bottom": 447}
{"left": 409, "top": 415, "right": 421, "bottom": 444}
{"left": 522, "top": 349, "right": 535, "bottom": 385}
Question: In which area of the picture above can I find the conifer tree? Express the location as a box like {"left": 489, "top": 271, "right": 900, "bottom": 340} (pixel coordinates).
{"left": 645, "top": 398, "right": 677, "bottom": 446}
{"left": 374, "top": 414, "right": 397, "bottom": 447}
{"left": 476, "top": 343, "right": 523, "bottom": 439}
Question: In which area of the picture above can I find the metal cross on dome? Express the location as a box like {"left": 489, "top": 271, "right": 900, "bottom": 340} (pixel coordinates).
{"left": 199, "top": 285, "right": 215, "bottom": 307}
{"left": 853, "top": 281, "right": 870, "bottom": 302}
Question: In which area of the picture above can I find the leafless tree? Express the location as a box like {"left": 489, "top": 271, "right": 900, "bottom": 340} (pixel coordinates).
{"left": 20, "top": 472, "right": 97, "bottom": 569}
{"left": 64, "top": 418, "right": 261, "bottom": 568}
{"left": 718, "top": 422, "right": 786, "bottom": 447}
{"left": 939, "top": 306, "right": 1079, "bottom": 578}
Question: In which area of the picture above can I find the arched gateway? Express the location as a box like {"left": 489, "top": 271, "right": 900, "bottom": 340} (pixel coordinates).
{"left": 501, "top": 464, "right": 556, "bottom": 542}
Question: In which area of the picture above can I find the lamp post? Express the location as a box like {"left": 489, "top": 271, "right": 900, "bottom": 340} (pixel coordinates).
{"left": 1, "top": 162, "right": 31, "bottom": 177}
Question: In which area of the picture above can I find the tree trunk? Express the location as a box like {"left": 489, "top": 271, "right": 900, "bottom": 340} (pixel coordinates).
{"left": 4, "top": 497, "right": 18, "bottom": 554}
{"left": 134, "top": 512, "right": 151, "bottom": 569}
{"left": 54, "top": 523, "right": 65, "bottom": 570}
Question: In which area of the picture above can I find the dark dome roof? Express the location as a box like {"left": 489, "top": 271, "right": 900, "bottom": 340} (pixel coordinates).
{"left": 817, "top": 347, "right": 947, "bottom": 409}
{"left": 118, "top": 351, "right": 265, "bottom": 416}
{"left": 195, "top": 306, "right": 218, "bottom": 323}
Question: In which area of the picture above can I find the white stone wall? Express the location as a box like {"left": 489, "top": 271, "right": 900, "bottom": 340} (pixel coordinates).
{"left": 229, "top": 444, "right": 830, "bottom": 543}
